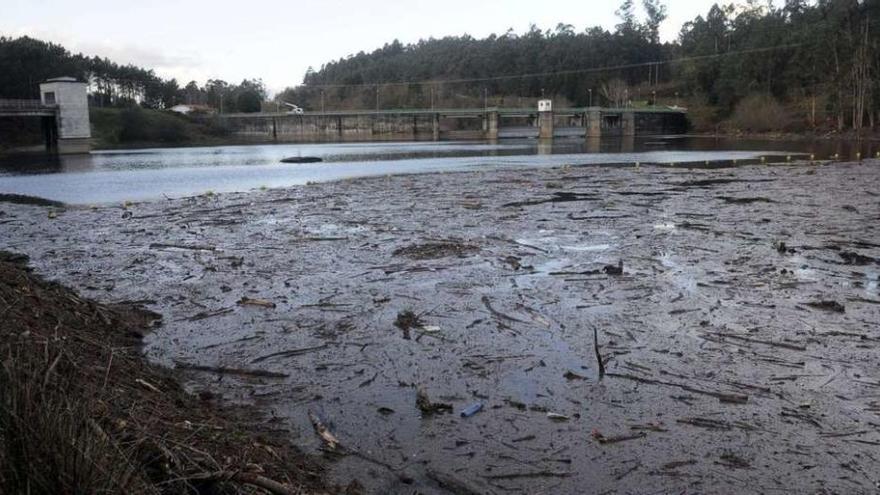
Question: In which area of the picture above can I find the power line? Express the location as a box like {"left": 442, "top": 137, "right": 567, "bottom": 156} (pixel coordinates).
{"left": 296, "top": 42, "right": 804, "bottom": 91}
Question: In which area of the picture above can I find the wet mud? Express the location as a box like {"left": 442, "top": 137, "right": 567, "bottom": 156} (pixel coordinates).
{"left": 2, "top": 160, "right": 880, "bottom": 493}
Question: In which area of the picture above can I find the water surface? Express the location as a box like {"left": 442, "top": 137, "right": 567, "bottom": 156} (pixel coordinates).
{"left": 0, "top": 136, "right": 864, "bottom": 204}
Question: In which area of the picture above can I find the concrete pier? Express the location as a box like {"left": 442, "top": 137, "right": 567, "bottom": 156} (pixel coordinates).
{"left": 586, "top": 108, "right": 602, "bottom": 138}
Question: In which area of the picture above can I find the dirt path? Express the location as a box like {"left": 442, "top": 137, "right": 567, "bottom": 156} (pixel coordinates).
{"left": 2, "top": 160, "right": 879, "bottom": 494}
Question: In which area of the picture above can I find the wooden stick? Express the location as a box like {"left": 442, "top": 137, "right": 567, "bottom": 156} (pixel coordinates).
{"left": 173, "top": 361, "right": 288, "bottom": 378}
{"left": 192, "top": 471, "right": 298, "bottom": 495}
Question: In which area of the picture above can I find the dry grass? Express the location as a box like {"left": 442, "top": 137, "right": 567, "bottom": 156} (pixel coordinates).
{"left": 0, "top": 253, "right": 329, "bottom": 494}
{"left": 0, "top": 345, "right": 151, "bottom": 494}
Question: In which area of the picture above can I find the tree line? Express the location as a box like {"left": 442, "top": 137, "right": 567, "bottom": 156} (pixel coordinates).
{"left": 4, "top": 1, "right": 880, "bottom": 132}
{"left": 0, "top": 36, "right": 267, "bottom": 113}
{"left": 279, "top": 0, "right": 880, "bottom": 132}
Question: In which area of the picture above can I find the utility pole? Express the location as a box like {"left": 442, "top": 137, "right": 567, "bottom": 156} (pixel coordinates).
{"left": 321, "top": 90, "right": 325, "bottom": 113}
{"left": 589, "top": 88, "right": 593, "bottom": 107}
{"left": 484, "top": 87, "right": 488, "bottom": 111}
{"left": 430, "top": 86, "right": 435, "bottom": 110}
{"left": 375, "top": 85, "right": 379, "bottom": 112}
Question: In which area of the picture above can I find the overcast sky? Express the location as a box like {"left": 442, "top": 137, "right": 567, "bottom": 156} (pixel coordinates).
{"left": 4, "top": 0, "right": 738, "bottom": 94}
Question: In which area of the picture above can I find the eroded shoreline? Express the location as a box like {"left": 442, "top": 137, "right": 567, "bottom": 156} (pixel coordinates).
{"left": 2, "top": 161, "right": 879, "bottom": 493}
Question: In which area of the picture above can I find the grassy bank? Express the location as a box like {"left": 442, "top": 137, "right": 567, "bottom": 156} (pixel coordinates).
{"left": 90, "top": 107, "right": 232, "bottom": 149}
{"left": 0, "top": 251, "right": 329, "bottom": 494}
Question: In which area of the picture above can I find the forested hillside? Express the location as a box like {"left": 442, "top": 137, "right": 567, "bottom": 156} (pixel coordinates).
{"left": 279, "top": 0, "right": 880, "bottom": 133}
{"left": 0, "top": 36, "right": 267, "bottom": 113}
{"left": 3, "top": 1, "right": 880, "bottom": 133}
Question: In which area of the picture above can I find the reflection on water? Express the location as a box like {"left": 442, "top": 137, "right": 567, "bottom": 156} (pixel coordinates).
{"left": 0, "top": 136, "right": 874, "bottom": 204}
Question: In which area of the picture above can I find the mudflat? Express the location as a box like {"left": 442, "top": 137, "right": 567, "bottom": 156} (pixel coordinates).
{"left": 2, "top": 160, "right": 879, "bottom": 494}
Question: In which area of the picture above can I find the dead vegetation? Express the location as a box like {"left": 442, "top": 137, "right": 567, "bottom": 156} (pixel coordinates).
{"left": 392, "top": 241, "right": 478, "bottom": 260}
{"left": 0, "top": 253, "right": 328, "bottom": 494}
{"left": 3, "top": 160, "right": 880, "bottom": 493}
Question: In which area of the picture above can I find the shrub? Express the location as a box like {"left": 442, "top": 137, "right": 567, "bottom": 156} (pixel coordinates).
{"left": 728, "top": 93, "right": 792, "bottom": 133}
{"left": 117, "top": 106, "right": 191, "bottom": 144}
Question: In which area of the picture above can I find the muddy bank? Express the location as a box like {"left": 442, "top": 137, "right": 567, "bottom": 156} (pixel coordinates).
{"left": 0, "top": 252, "right": 332, "bottom": 494}
{"left": 2, "top": 160, "right": 880, "bottom": 493}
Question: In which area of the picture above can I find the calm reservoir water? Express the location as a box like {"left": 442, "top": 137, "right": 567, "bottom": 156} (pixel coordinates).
{"left": 0, "top": 136, "right": 871, "bottom": 204}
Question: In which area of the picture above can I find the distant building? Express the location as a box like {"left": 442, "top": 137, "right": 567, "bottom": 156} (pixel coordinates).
{"left": 169, "top": 104, "right": 214, "bottom": 115}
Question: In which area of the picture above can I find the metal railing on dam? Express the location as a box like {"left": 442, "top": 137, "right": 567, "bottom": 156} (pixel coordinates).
{"left": 204, "top": 106, "right": 689, "bottom": 143}
{"left": 0, "top": 99, "right": 57, "bottom": 116}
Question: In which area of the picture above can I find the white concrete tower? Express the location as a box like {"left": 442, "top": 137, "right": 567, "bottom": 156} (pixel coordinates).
{"left": 39, "top": 77, "right": 91, "bottom": 154}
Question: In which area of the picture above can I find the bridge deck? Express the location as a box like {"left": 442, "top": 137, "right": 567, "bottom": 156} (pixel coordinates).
{"left": 217, "top": 106, "right": 686, "bottom": 119}
{"left": 0, "top": 99, "right": 56, "bottom": 117}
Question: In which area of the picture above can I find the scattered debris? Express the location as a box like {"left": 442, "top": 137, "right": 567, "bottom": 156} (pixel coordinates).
{"left": 717, "top": 452, "right": 752, "bottom": 469}
{"left": 481, "top": 295, "right": 526, "bottom": 323}
{"left": 460, "top": 402, "right": 484, "bottom": 418}
{"left": 609, "top": 373, "right": 748, "bottom": 404}
{"left": 677, "top": 417, "right": 732, "bottom": 430}
{"left": 250, "top": 344, "right": 328, "bottom": 364}
{"left": 393, "top": 241, "right": 478, "bottom": 260}
{"left": 308, "top": 411, "right": 341, "bottom": 451}
{"left": 839, "top": 251, "right": 877, "bottom": 265}
{"left": 594, "top": 327, "right": 606, "bottom": 379}
{"left": 394, "top": 310, "right": 423, "bottom": 340}
{"left": 775, "top": 241, "right": 796, "bottom": 254}
{"left": 6, "top": 152, "right": 880, "bottom": 494}
{"left": 183, "top": 307, "right": 234, "bottom": 321}
{"left": 592, "top": 429, "right": 648, "bottom": 444}
{"left": 805, "top": 300, "right": 846, "bottom": 313}
{"left": 483, "top": 471, "right": 572, "bottom": 480}
{"left": 280, "top": 156, "right": 323, "bottom": 164}
{"left": 237, "top": 297, "right": 277, "bottom": 309}
{"left": 564, "top": 370, "right": 587, "bottom": 381}
{"left": 416, "top": 387, "right": 453, "bottom": 415}
{"left": 602, "top": 260, "right": 624, "bottom": 276}
{"left": 149, "top": 242, "right": 217, "bottom": 251}
{"left": 717, "top": 196, "right": 775, "bottom": 204}
{"left": 174, "top": 361, "right": 289, "bottom": 379}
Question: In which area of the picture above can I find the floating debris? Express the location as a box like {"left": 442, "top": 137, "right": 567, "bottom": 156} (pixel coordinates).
{"left": 393, "top": 241, "right": 478, "bottom": 260}
{"left": 237, "top": 297, "right": 277, "bottom": 309}
{"left": 460, "top": 402, "right": 483, "bottom": 418}
{"left": 805, "top": 300, "right": 845, "bottom": 313}
{"left": 416, "top": 387, "right": 452, "bottom": 416}
{"left": 281, "top": 156, "right": 323, "bottom": 164}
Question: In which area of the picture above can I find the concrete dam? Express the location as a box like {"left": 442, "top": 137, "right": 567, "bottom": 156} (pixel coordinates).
{"left": 205, "top": 103, "right": 688, "bottom": 143}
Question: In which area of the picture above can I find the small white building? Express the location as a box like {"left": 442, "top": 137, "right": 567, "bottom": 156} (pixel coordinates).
{"left": 39, "top": 77, "right": 91, "bottom": 154}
